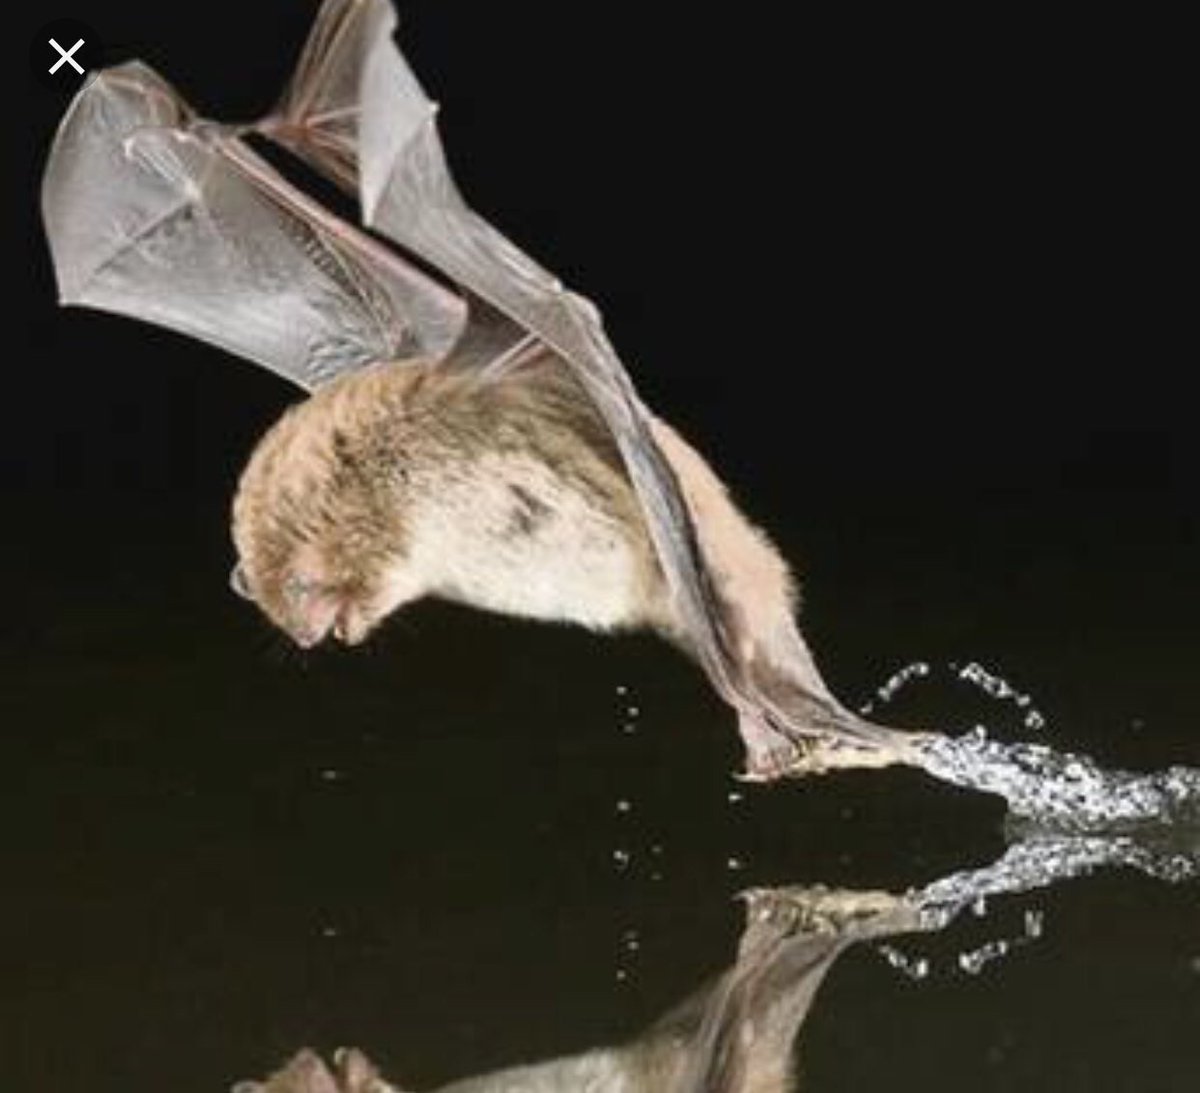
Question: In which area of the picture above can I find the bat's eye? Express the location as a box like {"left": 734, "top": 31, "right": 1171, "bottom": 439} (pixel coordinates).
{"left": 230, "top": 564, "right": 253, "bottom": 601}
{"left": 284, "top": 574, "right": 318, "bottom": 600}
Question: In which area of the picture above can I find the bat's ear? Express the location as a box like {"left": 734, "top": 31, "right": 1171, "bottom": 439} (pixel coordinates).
{"left": 230, "top": 564, "right": 253, "bottom": 601}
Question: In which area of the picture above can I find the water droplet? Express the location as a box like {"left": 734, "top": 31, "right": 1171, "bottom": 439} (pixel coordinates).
{"left": 727, "top": 791, "right": 743, "bottom": 804}
{"left": 957, "top": 939, "right": 1012, "bottom": 975}
{"left": 878, "top": 944, "right": 930, "bottom": 980}
{"left": 615, "top": 799, "right": 632, "bottom": 814}
{"left": 875, "top": 661, "right": 931, "bottom": 704}
{"left": 612, "top": 849, "right": 631, "bottom": 871}
{"left": 726, "top": 857, "right": 744, "bottom": 871}
{"left": 320, "top": 769, "right": 342, "bottom": 782}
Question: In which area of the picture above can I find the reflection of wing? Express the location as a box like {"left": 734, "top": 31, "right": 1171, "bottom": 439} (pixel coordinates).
{"left": 263, "top": 0, "right": 744, "bottom": 702}
{"left": 41, "top": 61, "right": 466, "bottom": 392}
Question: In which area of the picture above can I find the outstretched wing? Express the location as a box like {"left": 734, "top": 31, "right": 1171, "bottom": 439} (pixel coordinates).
{"left": 41, "top": 61, "right": 467, "bottom": 392}
{"left": 263, "top": 0, "right": 745, "bottom": 700}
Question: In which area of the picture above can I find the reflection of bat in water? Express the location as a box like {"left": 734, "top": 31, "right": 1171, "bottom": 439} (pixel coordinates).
{"left": 41, "top": 0, "right": 929, "bottom": 780}
{"left": 233, "top": 830, "right": 1198, "bottom": 1092}
{"left": 236, "top": 887, "right": 919, "bottom": 1093}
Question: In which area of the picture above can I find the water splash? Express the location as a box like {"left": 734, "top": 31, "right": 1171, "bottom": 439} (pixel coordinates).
{"left": 865, "top": 659, "right": 1200, "bottom": 831}
{"left": 917, "top": 728, "right": 1200, "bottom": 831}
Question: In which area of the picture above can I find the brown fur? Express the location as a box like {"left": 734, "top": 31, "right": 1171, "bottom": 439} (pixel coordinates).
{"left": 229, "top": 346, "right": 865, "bottom": 776}
{"left": 232, "top": 347, "right": 800, "bottom": 642}
{"left": 232, "top": 350, "right": 666, "bottom": 646}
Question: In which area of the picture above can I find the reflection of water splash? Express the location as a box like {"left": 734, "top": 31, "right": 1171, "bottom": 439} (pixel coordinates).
{"left": 916, "top": 829, "right": 1199, "bottom": 921}
{"left": 872, "top": 826, "right": 1199, "bottom": 980}
{"left": 864, "top": 658, "right": 1200, "bottom": 831}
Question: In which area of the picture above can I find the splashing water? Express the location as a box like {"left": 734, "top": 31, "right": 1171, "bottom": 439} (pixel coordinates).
{"left": 868, "top": 659, "right": 1200, "bottom": 831}
{"left": 916, "top": 729, "right": 1200, "bottom": 830}
{"left": 878, "top": 944, "right": 930, "bottom": 980}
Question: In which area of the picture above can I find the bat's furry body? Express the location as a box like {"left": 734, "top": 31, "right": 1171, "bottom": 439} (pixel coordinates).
{"left": 233, "top": 352, "right": 665, "bottom": 644}
{"left": 233, "top": 349, "right": 826, "bottom": 776}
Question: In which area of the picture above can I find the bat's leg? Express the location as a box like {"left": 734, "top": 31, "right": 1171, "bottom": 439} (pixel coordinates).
{"left": 648, "top": 417, "right": 927, "bottom": 777}
{"left": 660, "top": 886, "right": 919, "bottom": 1093}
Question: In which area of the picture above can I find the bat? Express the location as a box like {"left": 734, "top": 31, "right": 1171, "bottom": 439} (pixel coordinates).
{"left": 41, "top": 0, "right": 930, "bottom": 781}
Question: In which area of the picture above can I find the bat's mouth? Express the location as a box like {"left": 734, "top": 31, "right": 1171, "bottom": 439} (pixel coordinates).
{"left": 290, "top": 597, "right": 345, "bottom": 649}
{"left": 288, "top": 594, "right": 374, "bottom": 649}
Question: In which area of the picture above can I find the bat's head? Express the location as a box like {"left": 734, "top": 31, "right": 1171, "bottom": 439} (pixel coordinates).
{"left": 229, "top": 375, "right": 409, "bottom": 649}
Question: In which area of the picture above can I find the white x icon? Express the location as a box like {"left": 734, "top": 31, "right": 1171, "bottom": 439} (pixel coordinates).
{"left": 49, "top": 37, "right": 85, "bottom": 75}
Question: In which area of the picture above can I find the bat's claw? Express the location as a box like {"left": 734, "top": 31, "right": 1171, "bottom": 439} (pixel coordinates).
{"left": 779, "top": 735, "right": 910, "bottom": 776}
{"left": 737, "top": 714, "right": 919, "bottom": 782}
{"left": 737, "top": 712, "right": 810, "bottom": 783}
{"left": 739, "top": 884, "right": 919, "bottom": 937}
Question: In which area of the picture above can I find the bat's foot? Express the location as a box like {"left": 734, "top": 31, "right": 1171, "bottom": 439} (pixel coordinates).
{"left": 779, "top": 735, "right": 910, "bottom": 777}
{"left": 736, "top": 711, "right": 808, "bottom": 782}
{"left": 739, "top": 885, "right": 920, "bottom": 938}
{"left": 737, "top": 711, "right": 927, "bottom": 782}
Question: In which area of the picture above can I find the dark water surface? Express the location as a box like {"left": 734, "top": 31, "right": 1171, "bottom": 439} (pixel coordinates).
{"left": 6, "top": 489, "right": 1197, "bottom": 1092}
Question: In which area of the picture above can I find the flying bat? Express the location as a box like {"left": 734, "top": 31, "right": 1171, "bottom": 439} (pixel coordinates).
{"left": 41, "top": 0, "right": 929, "bottom": 781}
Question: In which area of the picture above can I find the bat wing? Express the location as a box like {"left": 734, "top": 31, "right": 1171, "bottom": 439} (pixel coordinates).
{"left": 262, "top": 0, "right": 745, "bottom": 701}
{"left": 41, "top": 61, "right": 467, "bottom": 392}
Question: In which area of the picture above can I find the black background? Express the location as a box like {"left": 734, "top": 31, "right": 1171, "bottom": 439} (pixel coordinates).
{"left": 15, "top": 1, "right": 1193, "bottom": 508}
{"left": 10, "top": 3, "right": 1198, "bottom": 1092}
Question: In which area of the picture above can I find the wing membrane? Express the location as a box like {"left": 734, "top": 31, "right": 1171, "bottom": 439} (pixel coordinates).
{"left": 42, "top": 61, "right": 467, "bottom": 391}
{"left": 264, "top": 0, "right": 743, "bottom": 697}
